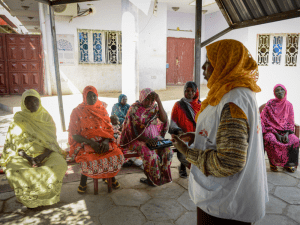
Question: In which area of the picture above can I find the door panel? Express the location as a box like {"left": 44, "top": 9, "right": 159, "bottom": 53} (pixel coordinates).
{"left": 166, "top": 37, "right": 195, "bottom": 85}
{"left": 5, "top": 34, "right": 43, "bottom": 94}
{"left": 0, "top": 34, "right": 8, "bottom": 94}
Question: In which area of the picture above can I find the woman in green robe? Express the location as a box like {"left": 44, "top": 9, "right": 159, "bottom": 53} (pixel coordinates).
{"left": 0, "top": 89, "right": 68, "bottom": 208}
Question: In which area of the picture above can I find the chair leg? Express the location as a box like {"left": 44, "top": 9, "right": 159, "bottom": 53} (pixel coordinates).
{"left": 108, "top": 178, "right": 113, "bottom": 193}
{"left": 94, "top": 178, "right": 98, "bottom": 195}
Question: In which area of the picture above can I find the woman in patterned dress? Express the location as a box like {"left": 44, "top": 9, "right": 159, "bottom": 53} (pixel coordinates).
{"left": 68, "top": 86, "right": 124, "bottom": 193}
{"left": 120, "top": 88, "right": 173, "bottom": 186}
{"left": 261, "top": 84, "right": 299, "bottom": 172}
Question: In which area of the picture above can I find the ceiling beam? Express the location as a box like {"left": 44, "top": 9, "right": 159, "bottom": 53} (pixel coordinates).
{"left": 232, "top": 9, "right": 300, "bottom": 29}
{"left": 50, "top": 0, "right": 99, "bottom": 6}
{"left": 215, "top": 0, "right": 233, "bottom": 26}
{"left": 10, "top": 10, "right": 39, "bottom": 17}
{"left": 0, "top": 1, "right": 10, "bottom": 12}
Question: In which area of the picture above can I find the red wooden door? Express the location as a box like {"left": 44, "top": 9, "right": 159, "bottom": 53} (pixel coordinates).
{"left": 166, "top": 37, "right": 194, "bottom": 85}
{"left": 0, "top": 34, "right": 8, "bottom": 94}
{"left": 6, "top": 34, "right": 43, "bottom": 94}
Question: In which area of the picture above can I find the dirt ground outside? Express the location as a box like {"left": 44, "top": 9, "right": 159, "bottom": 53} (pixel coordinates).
{"left": 98, "top": 85, "right": 209, "bottom": 101}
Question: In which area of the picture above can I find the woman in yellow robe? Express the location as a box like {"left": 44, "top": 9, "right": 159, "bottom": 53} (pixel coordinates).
{"left": 0, "top": 89, "right": 68, "bottom": 208}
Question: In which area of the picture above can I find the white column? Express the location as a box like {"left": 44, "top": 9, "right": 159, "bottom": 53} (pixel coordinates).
{"left": 43, "top": 5, "right": 57, "bottom": 95}
{"left": 122, "top": 0, "right": 139, "bottom": 103}
{"left": 38, "top": 3, "right": 52, "bottom": 96}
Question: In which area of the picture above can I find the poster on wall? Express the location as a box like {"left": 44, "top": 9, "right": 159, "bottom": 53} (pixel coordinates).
{"left": 57, "top": 34, "right": 75, "bottom": 65}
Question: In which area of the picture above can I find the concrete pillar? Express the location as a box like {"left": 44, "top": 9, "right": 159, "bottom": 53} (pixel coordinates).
{"left": 38, "top": 3, "right": 52, "bottom": 96}
{"left": 43, "top": 5, "right": 57, "bottom": 95}
{"left": 121, "top": 0, "right": 139, "bottom": 103}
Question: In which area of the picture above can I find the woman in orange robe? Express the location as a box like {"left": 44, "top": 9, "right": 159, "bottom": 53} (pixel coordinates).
{"left": 68, "top": 86, "right": 124, "bottom": 193}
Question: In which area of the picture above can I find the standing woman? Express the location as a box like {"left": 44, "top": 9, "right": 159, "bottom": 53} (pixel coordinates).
{"left": 68, "top": 86, "right": 124, "bottom": 193}
{"left": 169, "top": 81, "right": 201, "bottom": 178}
{"left": 120, "top": 88, "right": 173, "bottom": 186}
{"left": 111, "top": 94, "right": 130, "bottom": 125}
{"left": 172, "top": 40, "right": 268, "bottom": 224}
{"left": 261, "top": 84, "right": 299, "bottom": 173}
{"left": 0, "top": 89, "right": 68, "bottom": 209}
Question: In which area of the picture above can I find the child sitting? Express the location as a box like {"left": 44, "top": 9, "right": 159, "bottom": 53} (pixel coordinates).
{"left": 110, "top": 115, "right": 122, "bottom": 141}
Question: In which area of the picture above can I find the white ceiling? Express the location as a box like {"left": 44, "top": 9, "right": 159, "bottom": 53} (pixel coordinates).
{"left": 3, "top": 0, "right": 220, "bottom": 33}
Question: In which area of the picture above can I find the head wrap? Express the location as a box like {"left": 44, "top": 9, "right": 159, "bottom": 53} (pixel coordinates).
{"left": 68, "top": 86, "right": 114, "bottom": 158}
{"left": 14, "top": 89, "right": 61, "bottom": 153}
{"left": 261, "top": 84, "right": 294, "bottom": 133}
{"left": 118, "top": 94, "right": 127, "bottom": 104}
{"left": 139, "top": 88, "right": 154, "bottom": 103}
{"left": 196, "top": 39, "right": 261, "bottom": 119}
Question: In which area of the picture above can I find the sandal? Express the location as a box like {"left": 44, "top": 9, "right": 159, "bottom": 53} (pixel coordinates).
{"left": 103, "top": 179, "right": 121, "bottom": 189}
{"left": 285, "top": 167, "right": 296, "bottom": 173}
{"left": 77, "top": 185, "right": 87, "bottom": 194}
{"left": 270, "top": 164, "right": 278, "bottom": 172}
{"left": 112, "top": 180, "right": 121, "bottom": 189}
{"left": 140, "top": 178, "right": 155, "bottom": 187}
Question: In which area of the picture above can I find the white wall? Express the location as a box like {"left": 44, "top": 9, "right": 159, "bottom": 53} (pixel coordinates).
{"left": 138, "top": 1, "right": 168, "bottom": 91}
{"left": 167, "top": 11, "right": 195, "bottom": 39}
{"left": 50, "top": 0, "right": 169, "bottom": 93}
{"left": 203, "top": 11, "right": 300, "bottom": 124}
{"left": 53, "top": 0, "right": 122, "bottom": 94}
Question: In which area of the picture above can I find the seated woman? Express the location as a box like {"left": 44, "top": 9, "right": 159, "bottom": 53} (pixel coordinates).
{"left": 0, "top": 89, "right": 68, "bottom": 209}
{"left": 169, "top": 81, "right": 201, "bottom": 178}
{"left": 261, "top": 84, "right": 299, "bottom": 173}
{"left": 111, "top": 94, "right": 130, "bottom": 125}
{"left": 68, "top": 86, "right": 124, "bottom": 193}
{"left": 120, "top": 88, "right": 173, "bottom": 186}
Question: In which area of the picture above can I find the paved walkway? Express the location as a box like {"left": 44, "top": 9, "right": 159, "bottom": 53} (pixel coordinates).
{"left": 1, "top": 99, "right": 300, "bottom": 224}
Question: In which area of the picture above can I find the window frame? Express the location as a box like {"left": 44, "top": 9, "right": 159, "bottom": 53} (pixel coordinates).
{"left": 78, "top": 29, "right": 122, "bottom": 65}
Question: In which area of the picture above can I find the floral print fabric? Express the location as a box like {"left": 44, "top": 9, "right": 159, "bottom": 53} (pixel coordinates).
{"left": 120, "top": 88, "right": 172, "bottom": 185}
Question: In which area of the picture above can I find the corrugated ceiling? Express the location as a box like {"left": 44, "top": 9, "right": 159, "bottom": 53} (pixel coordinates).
{"left": 216, "top": 0, "right": 300, "bottom": 28}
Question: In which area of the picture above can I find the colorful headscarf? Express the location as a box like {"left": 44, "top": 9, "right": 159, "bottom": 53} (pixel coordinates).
{"left": 139, "top": 88, "right": 154, "bottom": 103}
{"left": 0, "top": 89, "right": 63, "bottom": 167}
{"left": 261, "top": 84, "right": 294, "bottom": 133}
{"left": 68, "top": 86, "right": 114, "bottom": 157}
{"left": 120, "top": 88, "right": 168, "bottom": 146}
{"left": 196, "top": 39, "right": 261, "bottom": 119}
{"left": 111, "top": 94, "right": 130, "bottom": 125}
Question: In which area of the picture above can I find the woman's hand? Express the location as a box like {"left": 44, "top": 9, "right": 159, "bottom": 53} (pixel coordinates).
{"left": 90, "top": 140, "right": 102, "bottom": 153}
{"left": 275, "top": 133, "right": 283, "bottom": 143}
{"left": 152, "top": 92, "right": 161, "bottom": 103}
{"left": 146, "top": 138, "right": 158, "bottom": 147}
{"left": 171, "top": 135, "right": 188, "bottom": 156}
{"left": 99, "top": 139, "right": 110, "bottom": 153}
{"left": 178, "top": 132, "right": 195, "bottom": 146}
{"left": 282, "top": 132, "right": 289, "bottom": 144}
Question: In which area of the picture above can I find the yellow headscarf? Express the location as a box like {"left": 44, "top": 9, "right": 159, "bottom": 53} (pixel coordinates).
{"left": 196, "top": 39, "right": 261, "bottom": 120}
{"left": 1, "top": 90, "right": 64, "bottom": 167}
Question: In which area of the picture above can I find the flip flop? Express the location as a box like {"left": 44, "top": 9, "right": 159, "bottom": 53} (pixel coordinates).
{"left": 285, "top": 167, "right": 296, "bottom": 173}
{"left": 270, "top": 164, "right": 278, "bottom": 172}
{"left": 77, "top": 185, "right": 87, "bottom": 194}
